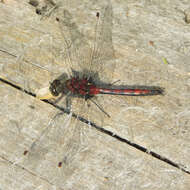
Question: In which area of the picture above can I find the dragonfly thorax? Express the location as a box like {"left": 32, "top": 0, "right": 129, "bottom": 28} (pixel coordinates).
{"left": 49, "top": 77, "right": 97, "bottom": 98}
{"left": 66, "top": 77, "right": 95, "bottom": 98}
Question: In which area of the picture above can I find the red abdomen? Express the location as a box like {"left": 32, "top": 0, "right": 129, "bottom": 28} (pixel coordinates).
{"left": 90, "top": 87, "right": 164, "bottom": 96}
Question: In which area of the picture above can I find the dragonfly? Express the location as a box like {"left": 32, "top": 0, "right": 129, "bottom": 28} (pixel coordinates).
{"left": 22, "top": 0, "right": 164, "bottom": 177}
{"left": 48, "top": 7, "right": 163, "bottom": 115}
{"left": 50, "top": 72, "right": 163, "bottom": 100}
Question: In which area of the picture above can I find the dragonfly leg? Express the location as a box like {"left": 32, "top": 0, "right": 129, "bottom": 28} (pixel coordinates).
{"left": 66, "top": 93, "right": 72, "bottom": 111}
{"left": 90, "top": 98, "right": 110, "bottom": 118}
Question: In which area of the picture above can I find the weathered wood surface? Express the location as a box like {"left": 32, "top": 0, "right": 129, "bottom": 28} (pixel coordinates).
{"left": 0, "top": 0, "right": 190, "bottom": 189}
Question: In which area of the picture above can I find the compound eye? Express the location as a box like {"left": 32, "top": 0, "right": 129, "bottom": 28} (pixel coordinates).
{"left": 49, "top": 80, "right": 60, "bottom": 96}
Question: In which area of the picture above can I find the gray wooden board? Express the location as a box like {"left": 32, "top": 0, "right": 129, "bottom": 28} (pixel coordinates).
{"left": 0, "top": 0, "right": 190, "bottom": 189}
{"left": 0, "top": 81, "right": 190, "bottom": 189}
{"left": 0, "top": 158, "right": 55, "bottom": 190}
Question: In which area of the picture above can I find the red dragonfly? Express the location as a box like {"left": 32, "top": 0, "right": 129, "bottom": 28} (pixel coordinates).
{"left": 22, "top": 1, "right": 164, "bottom": 178}
{"left": 50, "top": 76, "right": 163, "bottom": 100}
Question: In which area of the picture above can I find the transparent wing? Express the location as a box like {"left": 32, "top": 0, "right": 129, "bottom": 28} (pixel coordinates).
{"left": 88, "top": 2, "right": 116, "bottom": 84}
{"left": 22, "top": 97, "right": 88, "bottom": 184}
{"left": 15, "top": 31, "right": 64, "bottom": 95}
{"left": 52, "top": 1, "right": 115, "bottom": 83}
{"left": 54, "top": 7, "right": 92, "bottom": 78}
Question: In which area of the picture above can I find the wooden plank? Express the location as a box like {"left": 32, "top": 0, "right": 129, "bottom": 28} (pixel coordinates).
{"left": 0, "top": 157, "right": 56, "bottom": 190}
{"left": 0, "top": 81, "right": 190, "bottom": 189}
{"left": 0, "top": 0, "right": 190, "bottom": 188}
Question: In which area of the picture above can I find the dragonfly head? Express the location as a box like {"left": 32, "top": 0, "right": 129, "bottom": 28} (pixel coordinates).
{"left": 49, "top": 73, "right": 69, "bottom": 96}
{"left": 49, "top": 79, "right": 63, "bottom": 96}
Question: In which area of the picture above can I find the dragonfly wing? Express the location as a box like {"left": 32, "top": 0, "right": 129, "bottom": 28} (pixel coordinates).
{"left": 22, "top": 97, "right": 88, "bottom": 183}
{"left": 54, "top": 7, "right": 92, "bottom": 78}
{"left": 89, "top": 2, "right": 116, "bottom": 85}
{"left": 48, "top": 1, "right": 115, "bottom": 82}
{"left": 22, "top": 93, "right": 68, "bottom": 165}
{"left": 15, "top": 35, "right": 55, "bottom": 92}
